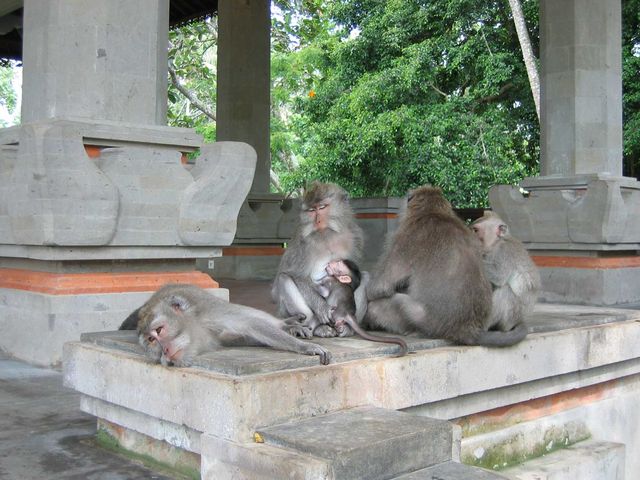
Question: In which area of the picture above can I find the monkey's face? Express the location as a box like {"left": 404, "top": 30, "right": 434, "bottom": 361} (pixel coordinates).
{"left": 301, "top": 182, "right": 350, "bottom": 237}
{"left": 471, "top": 217, "right": 506, "bottom": 251}
{"left": 137, "top": 300, "right": 185, "bottom": 364}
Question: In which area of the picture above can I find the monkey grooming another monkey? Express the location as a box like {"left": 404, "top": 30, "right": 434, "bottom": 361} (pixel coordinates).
{"left": 471, "top": 211, "right": 540, "bottom": 333}
{"left": 272, "top": 181, "right": 365, "bottom": 339}
{"left": 136, "top": 283, "right": 332, "bottom": 367}
{"left": 315, "top": 260, "right": 408, "bottom": 354}
{"left": 365, "top": 186, "right": 526, "bottom": 347}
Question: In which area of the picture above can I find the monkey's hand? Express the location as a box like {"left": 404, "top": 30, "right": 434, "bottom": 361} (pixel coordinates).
{"left": 313, "top": 302, "right": 333, "bottom": 325}
{"left": 160, "top": 353, "right": 194, "bottom": 368}
{"left": 302, "top": 343, "right": 332, "bottom": 365}
{"left": 313, "top": 324, "right": 338, "bottom": 338}
{"left": 286, "top": 324, "right": 314, "bottom": 339}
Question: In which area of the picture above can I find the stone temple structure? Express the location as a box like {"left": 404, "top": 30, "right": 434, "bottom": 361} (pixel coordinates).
{"left": 0, "top": 0, "right": 639, "bottom": 479}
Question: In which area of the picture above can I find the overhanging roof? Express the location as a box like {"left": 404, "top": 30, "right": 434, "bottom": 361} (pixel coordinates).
{"left": 0, "top": 0, "right": 218, "bottom": 62}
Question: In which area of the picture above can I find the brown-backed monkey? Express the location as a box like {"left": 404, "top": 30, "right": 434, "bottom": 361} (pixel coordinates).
{"left": 471, "top": 211, "right": 540, "bottom": 332}
{"left": 137, "top": 284, "right": 332, "bottom": 366}
{"left": 272, "top": 181, "right": 365, "bottom": 338}
{"left": 364, "top": 186, "right": 527, "bottom": 347}
{"left": 314, "top": 260, "right": 407, "bottom": 354}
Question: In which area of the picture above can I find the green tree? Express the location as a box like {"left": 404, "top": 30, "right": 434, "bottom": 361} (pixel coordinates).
{"left": 623, "top": 0, "right": 640, "bottom": 179}
{"left": 0, "top": 63, "right": 18, "bottom": 127}
{"left": 167, "top": 18, "right": 217, "bottom": 143}
{"left": 280, "top": 0, "right": 540, "bottom": 207}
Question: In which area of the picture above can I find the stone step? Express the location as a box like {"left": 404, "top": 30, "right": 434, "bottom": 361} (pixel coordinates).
{"left": 393, "top": 461, "right": 508, "bottom": 479}
{"left": 500, "top": 440, "right": 624, "bottom": 480}
{"left": 255, "top": 406, "right": 454, "bottom": 480}
{"left": 391, "top": 462, "right": 507, "bottom": 480}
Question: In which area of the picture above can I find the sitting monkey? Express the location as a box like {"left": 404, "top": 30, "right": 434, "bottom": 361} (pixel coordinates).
{"left": 471, "top": 211, "right": 540, "bottom": 333}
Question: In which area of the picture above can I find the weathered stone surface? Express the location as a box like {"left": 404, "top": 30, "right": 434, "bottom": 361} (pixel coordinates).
{"left": 96, "top": 147, "right": 193, "bottom": 245}
{"left": 179, "top": 142, "right": 257, "bottom": 245}
{"left": 395, "top": 461, "right": 507, "bottom": 479}
{"left": 256, "top": 406, "right": 452, "bottom": 480}
{"left": 201, "top": 434, "right": 330, "bottom": 480}
{"left": 0, "top": 145, "right": 17, "bottom": 244}
{"left": 22, "top": 0, "right": 170, "bottom": 124}
{"left": 501, "top": 440, "right": 625, "bottom": 480}
{"left": 7, "top": 123, "right": 119, "bottom": 245}
{"left": 490, "top": 178, "right": 640, "bottom": 247}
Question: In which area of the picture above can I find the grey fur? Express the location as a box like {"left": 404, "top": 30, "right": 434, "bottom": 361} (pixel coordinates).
{"left": 472, "top": 211, "right": 540, "bottom": 334}
{"left": 365, "top": 186, "right": 526, "bottom": 347}
{"left": 272, "top": 181, "right": 364, "bottom": 337}
{"left": 137, "top": 284, "right": 332, "bottom": 366}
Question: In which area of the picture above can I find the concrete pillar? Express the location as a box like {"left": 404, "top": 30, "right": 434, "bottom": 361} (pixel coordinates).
{"left": 539, "top": 0, "right": 622, "bottom": 177}
{"left": 217, "top": 0, "right": 270, "bottom": 194}
{"left": 0, "top": 0, "right": 257, "bottom": 366}
{"left": 21, "top": 0, "right": 168, "bottom": 125}
{"left": 490, "top": 0, "right": 640, "bottom": 306}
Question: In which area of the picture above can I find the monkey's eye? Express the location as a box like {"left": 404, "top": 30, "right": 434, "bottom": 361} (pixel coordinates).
{"left": 316, "top": 204, "right": 327, "bottom": 210}
{"left": 155, "top": 326, "right": 163, "bottom": 336}
{"left": 148, "top": 336, "right": 155, "bottom": 343}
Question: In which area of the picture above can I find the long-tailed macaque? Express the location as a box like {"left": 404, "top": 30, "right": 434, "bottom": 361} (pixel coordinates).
{"left": 135, "top": 284, "right": 332, "bottom": 366}
{"left": 365, "top": 186, "right": 527, "bottom": 347}
{"left": 471, "top": 211, "right": 540, "bottom": 332}
{"left": 272, "top": 181, "right": 365, "bottom": 338}
{"left": 315, "top": 260, "right": 407, "bottom": 354}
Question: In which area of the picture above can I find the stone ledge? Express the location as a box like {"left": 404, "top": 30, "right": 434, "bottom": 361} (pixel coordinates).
{"left": 63, "top": 304, "right": 640, "bottom": 444}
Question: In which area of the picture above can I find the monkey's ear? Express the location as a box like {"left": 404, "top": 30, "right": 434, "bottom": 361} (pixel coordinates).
{"left": 498, "top": 223, "right": 509, "bottom": 236}
{"left": 168, "top": 295, "right": 190, "bottom": 312}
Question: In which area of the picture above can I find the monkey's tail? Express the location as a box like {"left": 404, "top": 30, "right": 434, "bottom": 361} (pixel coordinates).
{"left": 475, "top": 322, "right": 528, "bottom": 347}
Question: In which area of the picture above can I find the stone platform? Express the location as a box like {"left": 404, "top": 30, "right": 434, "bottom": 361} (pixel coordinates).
{"left": 63, "top": 303, "right": 640, "bottom": 479}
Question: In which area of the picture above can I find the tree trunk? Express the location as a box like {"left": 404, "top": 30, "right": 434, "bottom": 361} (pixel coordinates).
{"left": 508, "top": 0, "right": 540, "bottom": 121}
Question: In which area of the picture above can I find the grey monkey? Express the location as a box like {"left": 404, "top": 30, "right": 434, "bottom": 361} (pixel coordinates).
{"left": 471, "top": 211, "right": 540, "bottom": 333}
{"left": 136, "top": 283, "right": 332, "bottom": 367}
{"left": 365, "top": 186, "right": 527, "bottom": 347}
{"left": 272, "top": 181, "right": 365, "bottom": 338}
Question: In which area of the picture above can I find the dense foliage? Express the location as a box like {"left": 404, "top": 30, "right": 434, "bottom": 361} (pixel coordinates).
{"left": 165, "top": 1, "right": 640, "bottom": 207}
{"left": 272, "top": 0, "right": 540, "bottom": 206}
{"left": 623, "top": 0, "right": 640, "bottom": 179}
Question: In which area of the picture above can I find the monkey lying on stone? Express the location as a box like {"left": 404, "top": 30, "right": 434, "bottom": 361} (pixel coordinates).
{"left": 122, "top": 283, "right": 332, "bottom": 366}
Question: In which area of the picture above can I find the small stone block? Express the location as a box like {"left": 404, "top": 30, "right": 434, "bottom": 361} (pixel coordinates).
{"left": 256, "top": 406, "right": 453, "bottom": 480}
{"left": 394, "top": 461, "right": 508, "bottom": 479}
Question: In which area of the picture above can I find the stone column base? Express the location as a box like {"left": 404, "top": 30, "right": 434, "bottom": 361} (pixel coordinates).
{"left": 532, "top": 255, "right": 640, "bottom": 306}
{"left": 0, "top": 268, "right": 226, "bottom": 367}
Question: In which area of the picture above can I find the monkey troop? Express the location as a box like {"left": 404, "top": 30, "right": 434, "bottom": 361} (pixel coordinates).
{"left": 122, "top": 182, "right": 538, "bottom": 368}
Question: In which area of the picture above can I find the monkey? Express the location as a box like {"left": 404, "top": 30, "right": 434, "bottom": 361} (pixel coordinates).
{"left": 470, "top": 211, "right": 540, "bottom": 333}
{"left": 364, "top": 186, "right": 527, "bottom": 347}
{"left": 315, "top": 259, "right": 408, "bottom": 354}
{"left": 272, "top": 181, "right": 365, "bottom": 339}
{"left": 119, "top": 307, "right": 141, "bottom": 330}
{"left": 135, "top": 283, "right": 332, "bottom": 367}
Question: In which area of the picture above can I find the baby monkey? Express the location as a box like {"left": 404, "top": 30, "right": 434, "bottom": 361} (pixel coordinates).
{"left": 317, "top": 260, "right": 408, "bottom": 355}
{"left": 136, "top": 284, "right": 332, "bottom": 367}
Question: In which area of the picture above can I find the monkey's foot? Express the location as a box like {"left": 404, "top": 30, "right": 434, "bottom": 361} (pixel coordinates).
{"left": 313, "top": 325, "right": 338, "bottom": 338}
